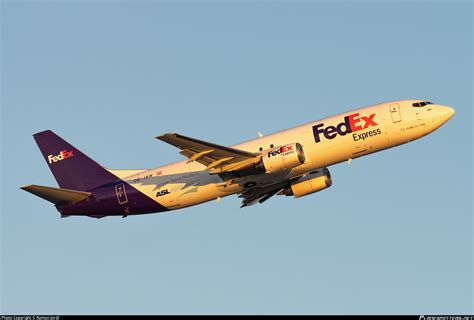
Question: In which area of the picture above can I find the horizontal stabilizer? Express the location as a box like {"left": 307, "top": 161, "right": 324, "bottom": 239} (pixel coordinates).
{"left": 21, "top": 184, "right": 91, "bottom": 205}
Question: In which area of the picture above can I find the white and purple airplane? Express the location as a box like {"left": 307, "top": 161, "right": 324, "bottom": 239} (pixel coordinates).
{"left": 22, "top": 100, "right": 455, "bottom": 218}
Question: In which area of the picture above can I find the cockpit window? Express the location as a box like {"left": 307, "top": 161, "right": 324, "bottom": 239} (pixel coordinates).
{"left": 412, "top": 101, "right": 433, "bottom": 107}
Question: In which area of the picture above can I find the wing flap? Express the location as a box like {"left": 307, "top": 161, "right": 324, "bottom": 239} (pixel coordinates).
{"left": 183, "top": 149, "right": 215, "bottom": 164}
{"left": 239, "top": 181, "right": 289, "bottom": 208}
{"left": 156, "top": 133, "right": 258, "bottom": 172}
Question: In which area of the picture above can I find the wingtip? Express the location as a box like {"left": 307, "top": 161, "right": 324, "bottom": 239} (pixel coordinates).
{"left": 155, "top": 132, "right": 177, "bottom": 140}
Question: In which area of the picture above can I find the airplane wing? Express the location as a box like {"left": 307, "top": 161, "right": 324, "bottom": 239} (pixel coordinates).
{"left": 238, "top": 181, "right": 289, "bottom": 208}
{"left": 156, "top": 133, "right": 261, "bottom": 174}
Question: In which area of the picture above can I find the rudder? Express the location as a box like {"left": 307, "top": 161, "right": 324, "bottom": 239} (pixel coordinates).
{"left": 33, "top": 130, "right": 119, "bottom": 191}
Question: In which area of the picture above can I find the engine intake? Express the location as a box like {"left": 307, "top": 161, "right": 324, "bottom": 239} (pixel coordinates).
{"left": 257, "top": 143, "right": 305, "bottom": 173}
{"left": 282, "top": 168, "right": 332, "bottom": 198}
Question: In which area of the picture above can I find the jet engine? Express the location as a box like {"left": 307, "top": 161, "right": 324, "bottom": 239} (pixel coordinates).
{"left": 281, "top": 167, "right": 332, "bottom": 198}
{"left": 256, "top": 143, "right": 305, "bottom": 173}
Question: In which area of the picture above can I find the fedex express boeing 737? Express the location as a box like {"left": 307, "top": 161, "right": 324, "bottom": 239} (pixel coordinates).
{"left": 22, "top": 100, "right": 455, "bottom": 218}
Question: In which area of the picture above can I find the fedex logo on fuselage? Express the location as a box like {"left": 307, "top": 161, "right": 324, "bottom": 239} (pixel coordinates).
{"left": 312, "top": 113, "right": 378, "bottom": 143}
{"left": 48, "top": 150, "right": 74, "bottom": 164}
{"left": 268, "top": 145, "right": 293, "bottom": 157}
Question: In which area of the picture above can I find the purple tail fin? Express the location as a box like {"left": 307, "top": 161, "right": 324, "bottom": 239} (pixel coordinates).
{"left": 33, "top": 130, "right": 119, "bottom": 191}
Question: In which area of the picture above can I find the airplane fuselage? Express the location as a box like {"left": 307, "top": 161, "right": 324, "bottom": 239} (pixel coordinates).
{"left": 54, "top": 99, "right": 453, "bottom": 218}
{"left": 25, "top": 99, "right": 454, "bottom": 218}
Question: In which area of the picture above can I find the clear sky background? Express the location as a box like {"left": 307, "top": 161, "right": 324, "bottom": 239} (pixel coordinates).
{"left": 1, "top": 0, "right": 472, "bottom": 315}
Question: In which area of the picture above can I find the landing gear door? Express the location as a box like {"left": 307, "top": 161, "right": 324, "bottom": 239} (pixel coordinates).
{"left": 389, "top": 103, "right": 402, "bottom": 123}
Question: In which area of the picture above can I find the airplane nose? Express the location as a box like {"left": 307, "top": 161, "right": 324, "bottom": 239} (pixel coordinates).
{"left": 439, "top": 105, "right": 455, "bottom": 122}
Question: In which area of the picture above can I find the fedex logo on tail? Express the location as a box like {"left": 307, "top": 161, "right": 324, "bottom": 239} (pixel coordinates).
{"left": 48, "top": 150, "right": 74, "bottom": 164}
{"left": 313, "top": 113, "right": 378, "bottom": 143}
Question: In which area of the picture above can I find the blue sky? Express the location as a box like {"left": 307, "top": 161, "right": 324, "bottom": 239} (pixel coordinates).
{"left": 1, "top": 0, "right": 472, "bottom": 314}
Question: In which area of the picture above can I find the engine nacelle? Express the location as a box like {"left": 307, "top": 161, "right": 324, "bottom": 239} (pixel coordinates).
{"left": 257, "top": 143, "right": 305, "bottom": 173}
{"left": 282, "top": 168, "right": 332, "bottom": 198}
